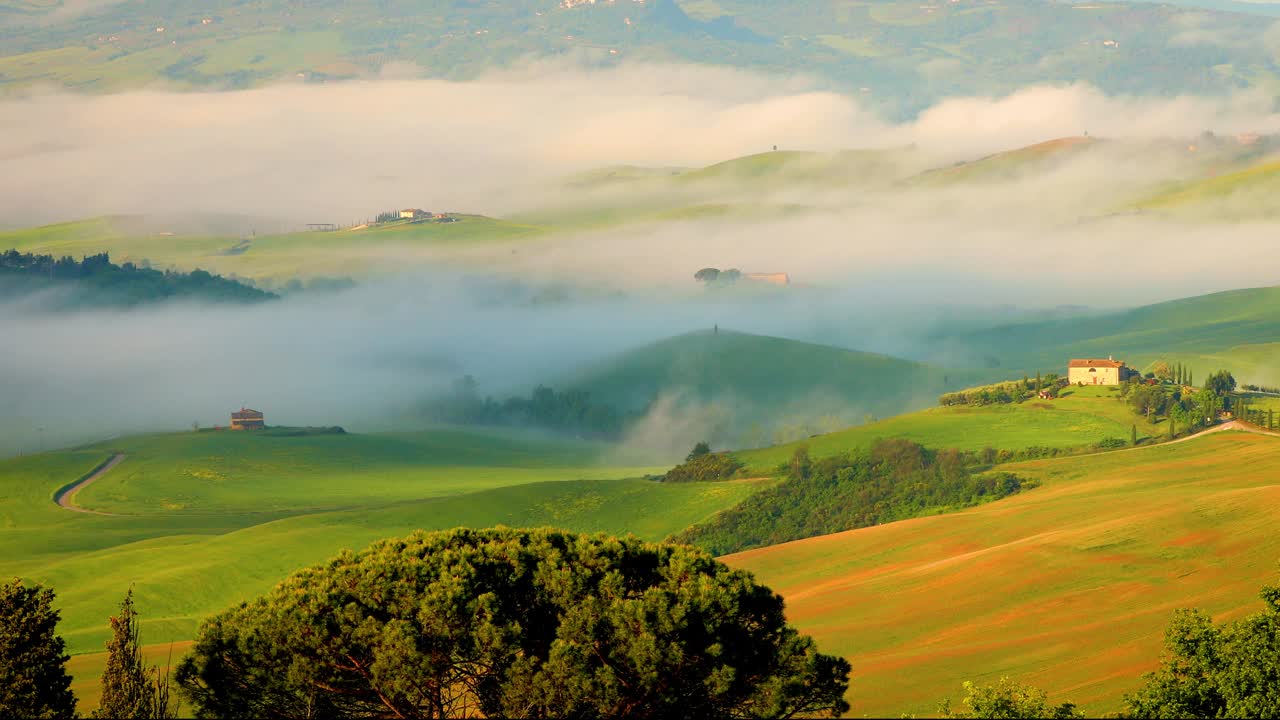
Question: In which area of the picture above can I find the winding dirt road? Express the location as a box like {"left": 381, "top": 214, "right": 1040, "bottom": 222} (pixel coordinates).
{"left": 54, "top": 453, "right": 125, "bottom": 515}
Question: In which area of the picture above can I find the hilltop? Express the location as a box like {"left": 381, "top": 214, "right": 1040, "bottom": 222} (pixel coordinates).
{"left": 562, "top": 329, "right": 989, "bottom": 445}
{"left": 907, "top": 136, "right": 1100, "bottom": 187}
{"left": 725, "top": 429, "right": 1280, "bottom": 716}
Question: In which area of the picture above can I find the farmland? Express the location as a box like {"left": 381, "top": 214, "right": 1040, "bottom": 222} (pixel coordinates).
{"left": 727, "top": 430, "right": 1280, "bottom": 717}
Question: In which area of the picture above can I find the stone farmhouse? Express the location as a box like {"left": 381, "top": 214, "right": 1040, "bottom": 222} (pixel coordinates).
{"left": 1067, "top": 357, "right": 1132, "bottom": 386}
{"left": 230, "top": 408, "right": 265, "bottom": 430}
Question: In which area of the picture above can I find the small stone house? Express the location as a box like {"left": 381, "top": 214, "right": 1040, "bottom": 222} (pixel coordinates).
{"left": 230, "top": 408, "right": 265, "bottom": 430}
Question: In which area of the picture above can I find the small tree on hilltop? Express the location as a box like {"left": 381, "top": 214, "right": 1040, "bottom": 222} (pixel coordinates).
{"left": 687, "top": 441, "right": 712, "bottom": 462}
{"left": 176, "top": 528, "right": 851, "bottom": 719}
{"left": 0, "top": 579, "right": 76, "bottom": 719}
{"left": 694, "top": 267, "right": 721, "bottom": 283}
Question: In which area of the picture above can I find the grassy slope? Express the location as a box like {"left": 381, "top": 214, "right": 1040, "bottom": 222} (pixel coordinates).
{"left": 940, "top": 284, "right": 1280, "bottom": 384}
{"left": 0, "top": 426, "right": 780, "bottom": 662}
{"left": 1133, "top": 156, "right": 1280, "bottom": 217}
{"left": 73, "top": 428, "right": 658, "bottom": 514}
{"left": 564, "top": 329, "right": 985, "bottom": 418}
{"left": 736, "top": 384, "right": 1150, "bottom": 470}
{"left": 726, "top": 430, "right": 1280, "bottom": 717}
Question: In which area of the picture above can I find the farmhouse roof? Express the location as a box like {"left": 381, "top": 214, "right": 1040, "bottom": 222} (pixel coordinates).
{"left": 231, "top": 408, "right": 264, "bottom": 419}
{"left": 1068, "top": 358, "right": 1125, "bottom": 369}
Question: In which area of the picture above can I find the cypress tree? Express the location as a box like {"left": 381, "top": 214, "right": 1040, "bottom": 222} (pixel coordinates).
{"left": 0, "top": 579, "right": 76, "bottom": 719}
{"left": 94, "top": 589, "right": 176, "bottom": 719}
{"left": 1035, "top": 371, "right": 1042, "bottom": 393}
{"left": 1169, "top": 415, "right": 1176, "bottom": 439}
{"left": 1131, "top": 424, "right": 1138, "bottom": 447}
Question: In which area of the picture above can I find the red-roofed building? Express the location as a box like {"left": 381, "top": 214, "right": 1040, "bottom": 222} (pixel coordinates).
{"left": 1067, "top": 357, "right": 1130, "bottom": 385}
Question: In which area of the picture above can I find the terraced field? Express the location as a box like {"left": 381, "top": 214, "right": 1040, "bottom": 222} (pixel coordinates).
{"left": 726, "top": 430, "right": 1280, "bottom": 717}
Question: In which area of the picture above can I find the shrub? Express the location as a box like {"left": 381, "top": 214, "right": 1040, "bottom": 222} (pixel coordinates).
{"left": 664, "top": 451, "right": 745, "bottom": 482}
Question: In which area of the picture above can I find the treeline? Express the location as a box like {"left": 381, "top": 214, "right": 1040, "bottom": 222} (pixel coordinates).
{"left": 422, "top": 375, "right": 637, "bottom": 440}
{"left": 939, "top": 373, "right": 1064, "bottom": 407}
{"left": 671, "top": 439, "right": 1034, "bottom": 556}
{"left": 0, "top": 250, "right": 275, "bottom": 306}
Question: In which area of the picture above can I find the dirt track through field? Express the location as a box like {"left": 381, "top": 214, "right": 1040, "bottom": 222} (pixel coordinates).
{"left": 54, "top": 454, "right": 125, "bottom": 515}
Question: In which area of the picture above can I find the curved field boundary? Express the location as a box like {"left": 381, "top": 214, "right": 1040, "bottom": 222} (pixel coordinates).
{"left": 53, "top": 454, "right": 126, "bottom": 515}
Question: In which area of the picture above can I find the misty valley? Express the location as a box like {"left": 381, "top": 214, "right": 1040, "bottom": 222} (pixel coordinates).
{"left": 5, "top": 2, "right": 1280, "bottom": 719}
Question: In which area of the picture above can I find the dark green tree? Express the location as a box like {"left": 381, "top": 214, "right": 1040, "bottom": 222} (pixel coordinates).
{"left": 1204, "top": 370, "right": 1237, "bottom": 397}
{"left": 176, "top": 528, "right": 851, "bottom": 719}
{"left": 1125, "top": 576, "right": 1280, "bottom": 718}
{"left": 939, "top": 677, "right": 1081, "bottom": 719}
{"left": 94, "top": 589, "right": 177, "bottom": 719}
{"left": 0, "top": 579, "right": 76, "bottom": 719}
{"left": 687, "top": 441, "right": 712, "bottom": 462}
{"left": 1131, "top": 424, "right": 1138, "bottom": 447}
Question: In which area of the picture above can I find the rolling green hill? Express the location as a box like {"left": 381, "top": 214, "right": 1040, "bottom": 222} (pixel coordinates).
{"left": 725, "top": 429, "right": 1280, "bottom": 716}
{"left": 5, "top": 0, "right": 1280, "bottom": 113}
{"left": 1133, "top": 156, "right": 1280, "bottom": 218}
{"left": 932, "top": 284, "right": 1280, "bottom": 386}
{"left": 0, "top": 425, "right": 778, "bottom": 672}
{"left": 906, "top": 136, "right": 1099, "bottom": 186}
{"left": 563, "top": 329, "right": 991, "bottom": 445}
{"left": 0, "top": 213, "right": 545, "bottom": 283}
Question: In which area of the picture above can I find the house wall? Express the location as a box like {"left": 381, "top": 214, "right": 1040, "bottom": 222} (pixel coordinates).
{"left": 1068, "top": 366, "right": 1122, "bottom": 385}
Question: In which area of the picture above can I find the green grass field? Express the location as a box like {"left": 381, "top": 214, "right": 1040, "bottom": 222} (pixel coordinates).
{"left": 735, "top": 384, "right": 1151, "bottom": 471}
{"left": 0, "top": 424, "right": 782, "bottom": 708}
{"left": 726, "top": 430, "right": 1280, "bottom": 717}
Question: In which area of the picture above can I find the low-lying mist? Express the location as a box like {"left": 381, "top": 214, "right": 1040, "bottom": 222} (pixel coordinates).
{"left": 7, "top": 61, "right": 1280, "bottom": 457}
{"left": 0, "top": 275, "right": 957, "bottom": 458}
